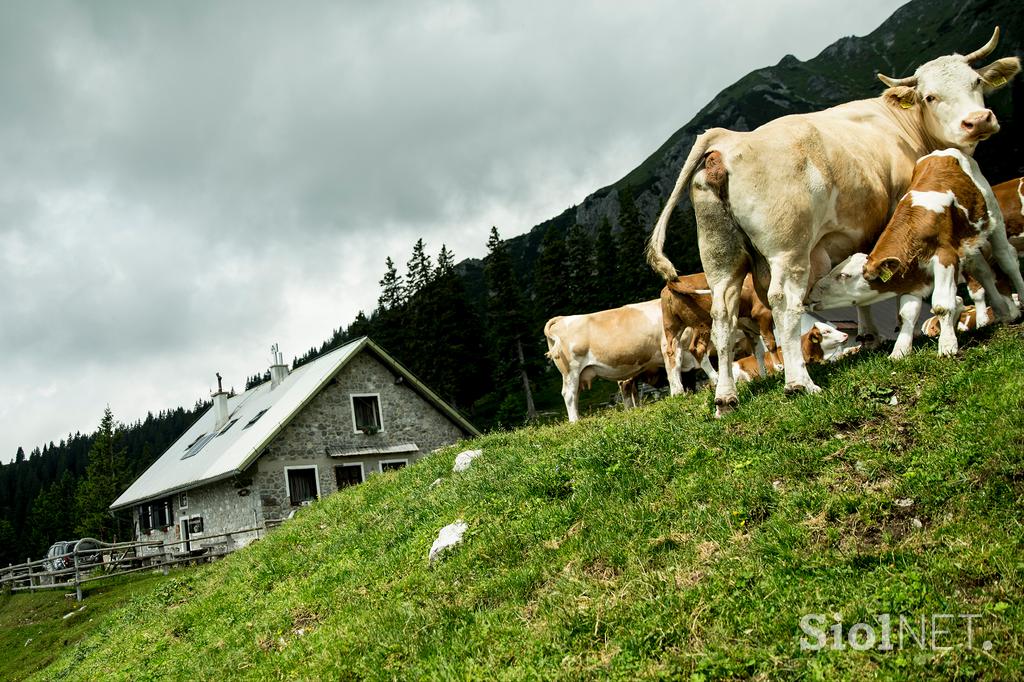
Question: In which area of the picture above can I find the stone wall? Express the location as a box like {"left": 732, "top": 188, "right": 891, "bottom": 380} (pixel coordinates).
{"left": 255, "top": 350, "right": 469, "bottom": 520}
{"left": 133, "top": 479, "right": 262, "bottom": 552}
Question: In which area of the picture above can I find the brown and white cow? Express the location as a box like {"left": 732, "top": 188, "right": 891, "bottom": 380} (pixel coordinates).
{"left": 806, "top": 148, "right": 1024, "bottom": 358}
{"left": 965, "top": 175, "right": 1024, "bottom": 325}
{"left": 544, "top": 300, "right": 665, "bottom": 422}
{"left": 732, "top": 323, "right": 848, "bottom": 383}
{"left": 992, "top": 176, "right": 1024, "bottom": 251}
{"left": 659, "top": 272, "right": 776, "bottom": 394}
{"left": 646, "top": 28, "right": 1020, "bottom": 415}
{"left": 921, "top": 301, "right": 992, "bottom": 338}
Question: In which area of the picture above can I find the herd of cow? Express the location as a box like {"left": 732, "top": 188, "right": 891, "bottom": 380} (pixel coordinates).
{"left": 544, "top": 28, "right": 1023, "bottom": 421}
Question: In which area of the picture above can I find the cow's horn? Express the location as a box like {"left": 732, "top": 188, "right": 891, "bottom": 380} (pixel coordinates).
{"left": 963, "top": 27, "right": 1000, "bottom": 64}
{"left": 877, "top": 73, "right": 918, "bottom": 88}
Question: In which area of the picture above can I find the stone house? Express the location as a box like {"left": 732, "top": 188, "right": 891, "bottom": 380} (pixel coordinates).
{"left": 110, "top": 337, "right": 479, "bottom": 553}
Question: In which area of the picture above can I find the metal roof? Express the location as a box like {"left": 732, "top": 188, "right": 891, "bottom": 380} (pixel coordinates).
{"left": 110, "top": 338, "right": 479, "bottom": 510}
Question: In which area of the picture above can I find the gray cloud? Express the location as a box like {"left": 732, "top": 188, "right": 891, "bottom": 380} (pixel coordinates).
{"left": 0, "top": 0, "right": 907, "bottom": 458}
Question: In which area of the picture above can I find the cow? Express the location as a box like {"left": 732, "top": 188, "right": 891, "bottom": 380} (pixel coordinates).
{"left": 965, "top": 175, "right": 1024, "bottom": 325}
{"left": 659, "top": 272, "right": 776, "bottom": 395}
{"left": 921, "top": 301, "right": 992, "bottom": 338}
{"left": 992, "top": 176, "right": 1024, "bottom": 251}
{"left": 806, "top": 148, "right": 1024, "bottom": 358}
{"left": 732, "top": 323, "right": 848, "bottom": 384}
{"left": 544, "top": 300, "right": 665, "bottom": 422}
{"left": 646, "top": 28, "right": 1020, "bottom": 415}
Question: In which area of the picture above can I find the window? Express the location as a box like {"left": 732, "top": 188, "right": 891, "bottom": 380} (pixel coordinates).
{"left": 380, "top": 459, "right": 407, "bottom": 472}
{"left": 351, "top": 395, "right": 382, "bottom": 433}
{"left": 244, "top": 408, "right": 269, "bottom": 430}
{"left": 182, "top": 433, "right": 216, "bottom": 459}
{"left": 335, "top": 463, "right": 364, "bottom": 490}
{"left": 178, "top": 491, "right": 188, "bottom": 510}
{"left": 218, "top": 418, "right": 239, "bottom": 436}
{"left": 285, "top": 467, "right": 320, "bottom": 506}
{"left": 139, "top": 497, "right": 174, "bottom": 531}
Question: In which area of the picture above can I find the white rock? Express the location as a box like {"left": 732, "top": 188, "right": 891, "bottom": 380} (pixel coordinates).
{"left": 911, "top": 518, "right": 923, "bottom": 529}
{"left": 895, "top": 498, "right": 913, "bottom": 507}
{"left": 429, "top": 520, "right": 468, "bottom": 564}
{"left": 452, "top": 449, "right": 482, "bottom": 473}
{"left": 888, "top": 395, "right": 899, "bottom": 406}
{"left": 429, "top": 478, "right": 443, "bottom": 489}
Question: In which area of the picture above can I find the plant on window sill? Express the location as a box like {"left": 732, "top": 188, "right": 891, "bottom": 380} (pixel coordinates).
{"left": 360, "top": 425, "right": 380, "bottom": 436}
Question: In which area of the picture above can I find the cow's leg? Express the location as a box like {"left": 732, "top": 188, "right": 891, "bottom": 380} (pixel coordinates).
{"left": 561, "top": 368, "right": 581, "bottom": 422}
{"left": 931, "top": 256, "right": 959, "bottom": 357}
{"left": 662, "top": 331, "right": 685, "bottom": 396}
{"left": 692, "top": 174, "right": 746, "bottom": 415}
{"left": 753, "top": 335, "right": 767, "bottom": 377}
{"left": 987, "top": 221, "right": 1024, "bottom": 309}
{"left": 890, "top": 294, "right": 923, "bottom": 360}
{"left": 708, "top": 276, "right": 744, "bottom": 414}
{"left": 965, "top": 275, "right": 990, "bottom": 327}
{"left": 964, "top": 254, "right": 1015, "bottom": 322}
{"left": 857, "top": 306, "right": 881, "bottom": 349}
{"left": 768, "top": 255, "right": 819, "bottom": 394}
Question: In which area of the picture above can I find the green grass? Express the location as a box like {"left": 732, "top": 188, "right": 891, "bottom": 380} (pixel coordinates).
{"left": 0, "top": 571, "right": 177, "bottom": 681}
{"left": 25, "top": 325, "right": 1024, "bottom": 680}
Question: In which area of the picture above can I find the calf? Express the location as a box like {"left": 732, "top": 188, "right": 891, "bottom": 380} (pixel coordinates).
{"left": 921, "top": 302, "right": 993, "bottom": 337}
{"left": 660, "top": 273, "right": 776, "bottom": 394}
{"left": 807, "top": 149, "right": 1024, "bottom": 359}
{"left": 992, "top": 176, "right": 1024, "bottom": 252}
{"left": 544, "top": 300, "right": 664, "bottom": 422}
{"left": 732, "top": 323, "right": 848, "bottom": 383}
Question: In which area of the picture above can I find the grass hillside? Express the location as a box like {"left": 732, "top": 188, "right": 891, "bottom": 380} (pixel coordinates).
{"left": 36, "top": 326, "right": 1024, "bottom": 680}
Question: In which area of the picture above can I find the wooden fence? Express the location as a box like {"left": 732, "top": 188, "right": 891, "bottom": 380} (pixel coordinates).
{"left": 0, "top": 524, "right": 278, "bottom": 601}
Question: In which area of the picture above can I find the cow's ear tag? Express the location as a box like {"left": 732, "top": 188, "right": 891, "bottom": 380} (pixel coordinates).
{"left": 990, "top": 74, "right": 1007, "bottom": 87}
{"left": 899, "top": 95, "right": 914, "bottom": 109}
{"left": 879, "top": 266, "right": 894, "bottom": 282}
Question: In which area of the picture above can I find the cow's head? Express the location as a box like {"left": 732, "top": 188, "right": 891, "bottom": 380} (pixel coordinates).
{"left": 879, "top": 27, "right": 1021, "bottom": 153}
{"left": 806, "top": 253, "right": 883, "bottom": 309}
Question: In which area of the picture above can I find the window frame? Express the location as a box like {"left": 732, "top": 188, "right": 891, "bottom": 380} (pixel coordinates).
{"left": 284, "top": 465, "right": 321, "bottom": 507}
{"left": 379, "top": 459, "right": 408, "bottom": 473}
{"left": 350, "top": 393, "right": 384, "bottom": 434}
{"left": 178, "top": 491, "right": 188, "bottom": 510}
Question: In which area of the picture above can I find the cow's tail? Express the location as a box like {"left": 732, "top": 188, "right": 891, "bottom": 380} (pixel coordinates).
{"left": 543, "top": 317, "right": 563, "bottom": 360}
{"left": 646, "top": 129, "right": 722, "bottom": 281}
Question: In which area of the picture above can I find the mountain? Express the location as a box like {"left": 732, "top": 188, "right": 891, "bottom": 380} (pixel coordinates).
{"left": 465, "top": 0, "right": 1023, "bottom": 290}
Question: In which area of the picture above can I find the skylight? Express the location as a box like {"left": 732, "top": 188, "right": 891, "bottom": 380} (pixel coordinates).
{"left": 243, "top": 408, "right": 270, "bottom": 430}
{"left": 181, "top": 433, "right": 217, "bottom": 459}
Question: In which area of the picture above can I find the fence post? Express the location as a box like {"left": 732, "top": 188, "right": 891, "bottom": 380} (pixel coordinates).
{"left": 74, "top": 546, "right": 83, "bottom": 602}
{"left": 161, "top": 541, "right": 169, "bottom": 576}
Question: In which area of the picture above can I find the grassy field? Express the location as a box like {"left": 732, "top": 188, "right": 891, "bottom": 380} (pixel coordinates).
{"left": 0, "top": 571, "right": 177, "bottom": 681}
{"left": 20, "top": 325, "right": 1024, "bottom": 680}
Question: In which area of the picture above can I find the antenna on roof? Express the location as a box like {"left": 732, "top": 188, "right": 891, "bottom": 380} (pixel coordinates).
{"left": 216, "top": 372, "right": 223, "bottom": 393}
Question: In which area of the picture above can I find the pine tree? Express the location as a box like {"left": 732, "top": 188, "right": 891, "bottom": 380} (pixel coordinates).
{"left": 14, "top": 447, "right": 24, "bottom": 464}
{"left": 615, "top": 185, "right": 661, "bottom": 304}
{"left": 29, "top": 471, "right": 76, "bottom": 554}
{"left": 484, "top": 227, "right": 536, "bottom": 422}
{"left": 533, "top": 225, "right": 570, "bottom": 324}
{"left": 377, "top": 257, "right": 405, "bottom": 312}
{"left": 74, "top": 407, "right": 130, "bottom": 542}
{"left": 435, "top": 244, "right": 456, "bottom": 278}
{"left": 565, "top": 223, "right": 597, "bottom": 312}
{"left": 595, "top": 215, "right": 618, "bottom": 309}
{"left": 404, "top": 238, "right": 433, "bottom": 299}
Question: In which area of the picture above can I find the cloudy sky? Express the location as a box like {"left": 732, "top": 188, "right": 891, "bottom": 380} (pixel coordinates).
{"left": 1, "top": 1, "right": 907, "bottom": 461}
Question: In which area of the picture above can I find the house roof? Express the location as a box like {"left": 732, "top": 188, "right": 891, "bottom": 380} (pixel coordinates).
{"left": 110, "top": 337, "right": 479, "bottom": 510}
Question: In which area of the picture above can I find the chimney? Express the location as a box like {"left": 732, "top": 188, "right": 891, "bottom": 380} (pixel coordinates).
{"left": 212, "top": 372, "right": 229, "bottom": 430}
{"left": 270, "top": 343, "right": 289, "bottom": 389}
